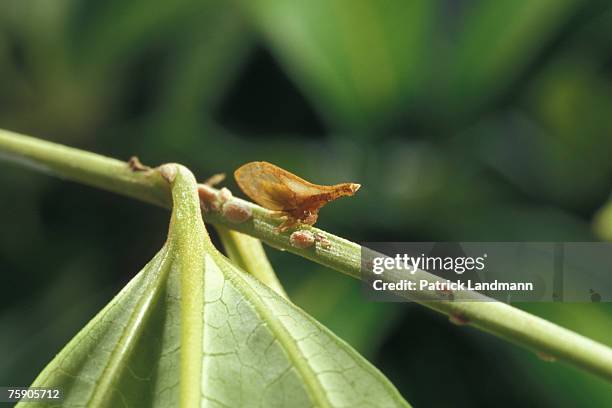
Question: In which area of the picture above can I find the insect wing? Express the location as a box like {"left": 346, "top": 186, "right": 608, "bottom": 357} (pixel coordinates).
{"left": 235, "top": 162, "right": 338, "bottom": 210}
{"left": 234, "top": 162, "right": 297, "bottom": 210}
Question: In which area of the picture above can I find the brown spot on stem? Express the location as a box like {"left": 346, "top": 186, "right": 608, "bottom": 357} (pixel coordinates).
{"left": 290, "top": 230, "right": 315, "bottom": 248}
{"left": 222, "top": 201, "right": 252, "bottom": 223}
{"left": 536, "top": 351, "right": 557, "bottom": 362}
{"left": 128, "top": 156, "right": 150, "bottom": 172}
{"left": 449, "top": 312, "right": 470, "bottom": 326}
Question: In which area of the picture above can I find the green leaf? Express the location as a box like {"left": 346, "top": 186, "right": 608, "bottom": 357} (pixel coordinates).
{"left": 238, "top": 0, "right": 582, "bottom": 129}
{"left": 447, "top": 0, "right": 581, "bottom": 116}
{"left": 21, "top": 164, "right": 409, "bottom": 407}
{"left": 216, "top": 226, "right": 288, "bottom": 299}
{"left": 236, "top": 0, "right": 436, "bottom": 132}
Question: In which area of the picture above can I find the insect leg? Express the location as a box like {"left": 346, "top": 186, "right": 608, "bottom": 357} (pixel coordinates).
{"left": 274, "top": 216, "right": 300, "bottom": 232}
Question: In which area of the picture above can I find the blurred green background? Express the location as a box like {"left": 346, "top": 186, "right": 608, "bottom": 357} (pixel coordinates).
{"left": 2, "top": 0, "right": 612, "bottom": 406}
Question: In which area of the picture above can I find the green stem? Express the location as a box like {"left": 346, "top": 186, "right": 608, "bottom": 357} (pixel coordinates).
{"left": 216, "top": 226, "right": 288, "bottom": 298}
{"left": 1, "top": 128, "right": 612, "bottom": 382}
{"left": 0, "top": 129, "right": 171, "bottom": 207}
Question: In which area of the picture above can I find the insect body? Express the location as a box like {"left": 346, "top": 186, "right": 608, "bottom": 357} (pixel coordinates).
{"left": 234, "top": 161, "right": 360, "bottom": 231}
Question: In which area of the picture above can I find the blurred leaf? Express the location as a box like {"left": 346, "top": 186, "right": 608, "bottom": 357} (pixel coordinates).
{"left": 71, "top": 0, "right": 249, "bottom": 81}
{"left": 237, "top": 0, "right": 584, "bottom": 130}
{"left": 23, "top": 166, "right": 409, "bottom": 407}
{"left": 448, "top": 0, "right": 581, "bottom": 116}
{"left": 237, "top": 0, "right": 436, "bottom": 131}
{"left": 594, "top": 196, "right": 612, "bottom": 241}
{"left": 523, "top": 59, "right": 612, "bottom": 207}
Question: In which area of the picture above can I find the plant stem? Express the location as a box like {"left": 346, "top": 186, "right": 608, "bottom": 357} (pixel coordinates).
{"left": 1, "top": 128, "right": 612, "bottom": 382}
{"left": 216, "top": 226, "right": 288, "bottom": 298}
{"left": 0, "top": 129, "right": 171, "bottom": 207}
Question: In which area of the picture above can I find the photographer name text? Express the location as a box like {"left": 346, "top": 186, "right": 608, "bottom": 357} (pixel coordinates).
{"left": 371, "top": 279, "right": 534, "bottom": 292}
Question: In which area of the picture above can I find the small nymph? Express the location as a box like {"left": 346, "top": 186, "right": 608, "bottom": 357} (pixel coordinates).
{"left": 290, "top": 230, "right": 316, "bottom": 248}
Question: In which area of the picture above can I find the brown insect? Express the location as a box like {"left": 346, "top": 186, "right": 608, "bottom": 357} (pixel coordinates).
{"left": 234, "top": 161, "right": 360, "bottom": 231}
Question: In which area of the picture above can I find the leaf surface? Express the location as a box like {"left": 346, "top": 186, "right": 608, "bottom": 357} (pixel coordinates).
{"left": 21, "top": 165, "right": 410, "bottom": 407}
